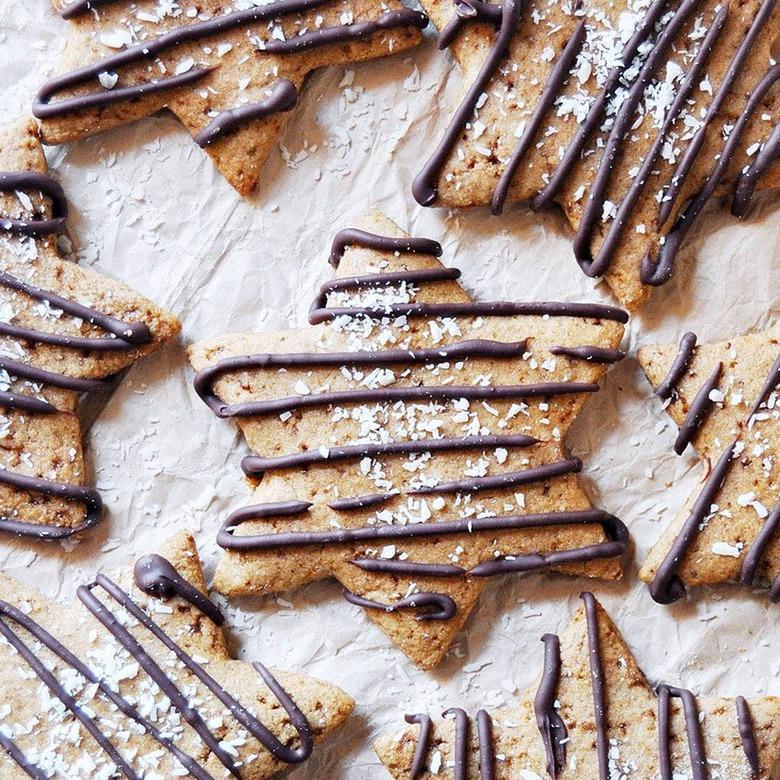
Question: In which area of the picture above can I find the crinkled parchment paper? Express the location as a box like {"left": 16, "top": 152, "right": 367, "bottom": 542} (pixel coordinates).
{"left": 1, "top": 2, "right": 779, "bottom": 777}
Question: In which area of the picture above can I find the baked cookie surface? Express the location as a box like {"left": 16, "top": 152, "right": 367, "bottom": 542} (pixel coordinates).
{"left": 35, "top": 0, "right": 428, "bottom": 194}
{"left": 639, "top": 326, "right": 780, "bottom": 603}
{"left": 415, "top": 0, "right": 780, "bottom": 309}
{"left": 189, "top": 210, "right": 630, "bottom": 669}
{"left": 0, "top": 120, "right": 179, "bottom": 540}
{"left": 375, "top": 592, "right": 780, "bottom": 779}
{"left": 0, "top": 530, "right": 354, "bottom": 778}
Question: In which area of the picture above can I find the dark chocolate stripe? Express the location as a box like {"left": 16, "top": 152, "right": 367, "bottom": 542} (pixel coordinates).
{"left": 134, "top": 554, "right": 224, "bottom": 626}
{"left": 194, "top": 339, "right": 527, "bottom": 417}
{"left": 534, "top": 633, "right": 567, "bottom": 778}
{"left": 0, "top": 729, "right": 45, "bottom": 780}
{"left": 329, "top": 492, "right": 397, "bottom": 511}
{"left": 413, "top": 0, "right": 523, "bottom": 206}
{"left": 0, "top": 597, "right": 212, "bottom": 780}
{"left": 549, "top": 346, "right": 625, "bottom": 364}
{"left": 476, "top": 709, "right": 495, "bottom": 780}
{"left": 492, "top": 21, "right": 587, "bottom": 215}
{"left": 38, "top": 0, "right": 423, "bottom": 119}
{"left": 739, "top": 499, "right": 780, "bottom": 597}
{"left": 443, "top": 708, "right": 469, "bottom": 780}
{"left": 309, "top": 300, "right": 630, "bottom": 325}
{"left": 204, "top": 381, "right": 599, "bottom": 419}
{"left": 329, "top": 228, "right": 443, "bottom": 268}
{"left": 590, "top": 7, "right": 727, "bottom": 276}
{"left": 0, "top": 172, "right": 68, "bottom": 237}
{"left": 60, "top": 0, "right": 119, "bottom": 18}
{"left": 643, "top": 63, "right": 780, "bottom": 286}
{"left": 219, "top": 505, "right": 619, "bottom": 551}
{"left": 410, "top": 457, "right": 583, "bottom": 496}
{"left": 258, "top": 9, "right": 429, "bottom": 54}
{"left": 656, "top": 0, "right": 778, "bottom": 227}
{"left": 310, "top": 267, "right": 462, "bottom": 313}
{"left": 342, "top": 587, "right": 457, "bottom": 621}
{"left": 0, "top": 468, "right": 102, "bottom": 540}
{"left": 532, "top": 0, "right": 671, "bottom": 210}
{"left": 0, "top": 270, "right": 151, "bottom": 349}
{"left": 673, "top": 362, "right": 722, "bottom": 455}
{"left": 350, "top": 558, "right": 467, "bottom": 577}
{"left": 732, "top": 121, "right": 780, "bottom": 217}
{"left": 749, "top": 349, "right": 780, "bottom": 417}
{"left": 657, "top": 685, "right": 706, "bottom": 780}
{"left": 241, "top": 433, "right": 539, "bottom": 478}
{"left": 405, "top": 713, "right": 432, "bottom": 779}
{"left": 582, "top": 592, "right": 608, "bottom": 780}
{"left": 574, "top": 0, "right": 704, "bottom": 278}
{"left": 438, "top": 0, "right": 504, "bottom": 50}
{"left": 649, "top": 438, "right": 736, "bottom": 603}
{"left": 736, "top": 696, "right": 761, "bottom": 777}
{"left": 194, "top": 79, "right": 298, "bottom": 147}
{"left": 79, "top": 575, "right": 314, "bottom": 769}
{"left": 655, "top": 332, "right": 697, "bottom": 400}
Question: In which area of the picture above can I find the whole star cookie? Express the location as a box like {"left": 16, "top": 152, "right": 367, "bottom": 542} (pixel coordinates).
{"left": 638, "top": 326, "right": 780, "bottom": 604}
{"left": 375, "top": 592, "right": 780, "bottom": 779}
{"left": 413, "top": 0, "right": 780, "bottom": 309}
{"left": 188, "top": 211, "right": 630, "bottom": 670}
{"left": 34, "top": 0, "right": 429, "bottom": 195}
{"left": 0, "top": 530, "right": 354, "bottom": 778}
{"left": 0, "top": 120, "right": 180, "bottom": 540}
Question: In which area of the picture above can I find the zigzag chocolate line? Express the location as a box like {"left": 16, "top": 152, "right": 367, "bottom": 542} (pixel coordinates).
{"left": 657, "top": 685, "right": 707, "bottom": 780}
{"left": 672, "top": 362, "right": 722, "bottom": 455}
{"left": 36, "top": 1, "right": 428, "bottom": 123}
{"left": 535, "top": 633, "right": 567, "bottom": 777}
{"left": 0, "top": 172, "right": 67, "bottom": 236}
{"left": 329, "top": 228, "right": 443, "bottom": 267}
{"left": 655, "top": 332, "right": 697, "bottom": 400}
{"left": 732, "top": 122, "right": 780, "bottom": 217}
{"left": 342, "top": 588, "right": 457, "bottom": 621}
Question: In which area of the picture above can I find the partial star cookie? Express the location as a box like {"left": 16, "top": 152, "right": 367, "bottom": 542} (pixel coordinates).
{"left": 375, "top": 592, "right": 780, "bottom": 779}
{"left": 638, "top": 326, "right": 780, "bottom": 604}
{"left": 414, "top": 0, "right": 780, "bottom": 309}
{"left": 0, "top": 530, "right": 354, "bottom": 778}
{"left": 188, "top": 210, "right": 630, "bottom": 670}
{"left": 34, "top": 0, "right": 428, "bottom": 195}
{"left": 0, "top": 120, "right": 180, "bottom": 539}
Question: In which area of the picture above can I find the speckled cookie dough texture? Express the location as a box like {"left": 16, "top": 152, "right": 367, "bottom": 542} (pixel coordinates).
{"left": 188, "top": 210, "right": 631, "bottom": 670}
{"left": 34, "top": 0, "right": 429, "bottom": 195}
{"left": 0, "top": 120, "right": 180, "bottom": 540}
{"left": 414, "top": 0, "right": 780, "bottom": 310}
{"left": 375, "top": 592, "right": 780, "bottom": 779}
{"left": 0, "top": 530, "right": 354, "bottom": 778}
{"left": 638, "top": 326, "right": 780, "bottom": 604}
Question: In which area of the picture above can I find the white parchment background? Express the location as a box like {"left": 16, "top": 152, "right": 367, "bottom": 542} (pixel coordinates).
{"left": 0, "top": 2, "right": 779, "bottom": 777}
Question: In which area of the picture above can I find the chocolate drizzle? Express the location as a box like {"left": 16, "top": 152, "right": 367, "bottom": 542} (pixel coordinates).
{"left": 656, "top": 332, "right": 697, "bottom": 400}
{"left": 443, "top": 708, "right": 469, "bottom": 780}
{"left": 582, "top": 591, "right": 608, "bottom": 780}
{"left": 492, "top": 20, "right": 587, "bottom": 215}
{"left": 534, "top": 633, "right": 567, "bottom": 777}
{"left": 732, "top": 121, "right": 780, "bottom": 217}
{"left": 549, "top": 345, "right": 625, "bottom": 364}
{"left": 78, "top": 574, "right": 314, "bottom": 772}
{"left": 673, "top": 362, "right": 722, "bottom": 455}
{"left": 413, "top": 0, "right": 523, "bottom": 206}
{"left": 133, "top": 553, "right": 224, "bottom": 625}
{"left": 406, "top": 713, "right": 432, "bottom": 779}
{"left": 37, "top": 0, "right": 427, "bottom": 123}
{"left": 736, "top": 696, "right": 761, "bottom": 777}
{"left": 438, "top": 0, "right": 504, "bottom": 51}
{"left": 258, "top": 9, "right": 429, "bottom": 54}
{"left": 0, "top": 172, "right": 68, "bottom": 237}
{"left": 739, "top": 499, "right": 780, "bottom": 602}
{"left": 342, "top": 588, "right": 457, "bottom": 621}
{"left": 643, "top": 61, "right": 780, "bottom": 286}
{"left": 309, "top": 299, "right": 630, "bottom": 325}
{"left": 194, "top": 79, "right": 298, "bottom": 147}
{"left": 476, "top": 709, "right": 495, "bottom": 779}
{"left": 657, "top": 685, "right": 706, "bottom": 780}
{"left": 0, "top": 555, "right": 316, "bottom": 778}
{"left": 329, "top": 228, "right": 443, "bottom": 268}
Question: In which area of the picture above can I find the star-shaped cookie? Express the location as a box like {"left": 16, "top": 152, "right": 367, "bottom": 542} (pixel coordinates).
{"left": 188, "top": 210, "right": 630, "bottom": 670}
{"left": 638, "top": 326, "right": 779, "bottom": 603}
{"left": 0, "top": 120, "right": 180, "bottom": 540}
{"left": 0, "top": 530, "right": 354, "bottom": 778}
{"left": 375, "top": 592, "right": 780, "bottom": 779}
{"left": 34, "top": 0, "right": 429, "bottom": 194}
{"left": 414, "top": 0, "right": 780, "bottom": 309}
